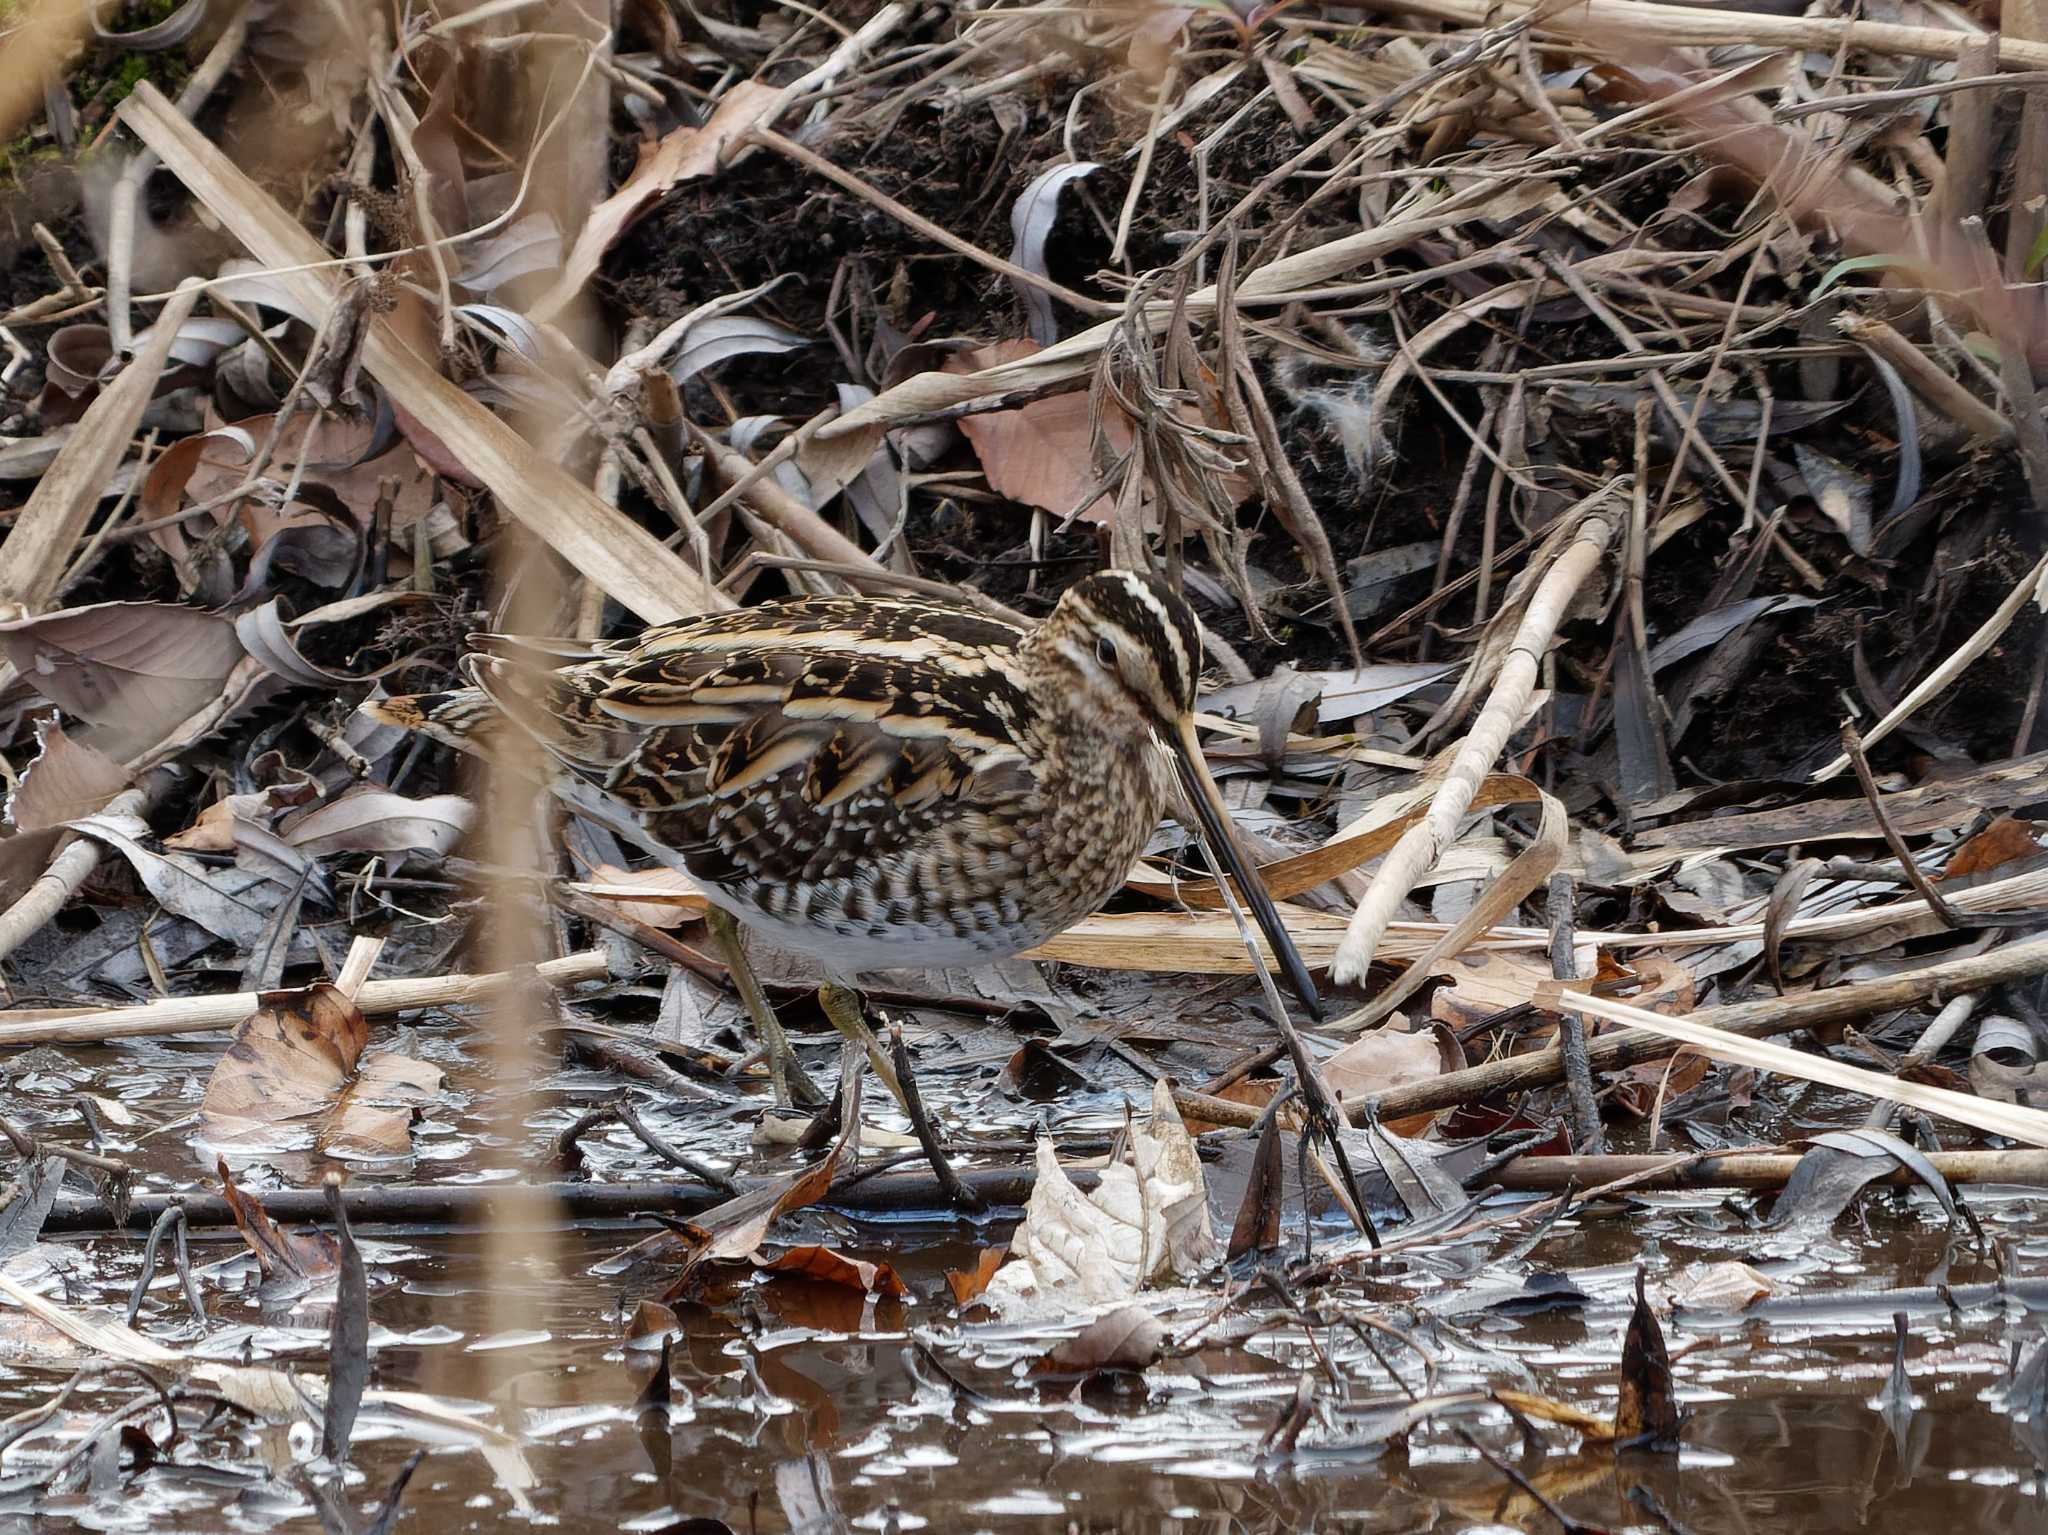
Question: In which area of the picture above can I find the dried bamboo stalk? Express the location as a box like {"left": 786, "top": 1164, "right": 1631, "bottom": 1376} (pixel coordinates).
{"left": 0, "top": 949, "right": 611, "bottom": 1046}
{"left": 1330, "top": 491, "right": 1620, "bottom": 987}
{"left": 1563, "top": 987, "right": 2048, "bottom": 1146}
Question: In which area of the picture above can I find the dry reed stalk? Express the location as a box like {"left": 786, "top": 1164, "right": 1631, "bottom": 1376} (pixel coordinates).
{"left": 1562, "top": 987, "right": 2048, "bottom": 1146}
{"left": 0, "top": 950, "right": 610, "bottom": 1045}
{"left": 1329, "top": 489, "right": 1621, "bottom": 990}
{"left": 1358, "top": 0, "right": 2043, "bottom": 72}
{"left": 0, "top": 282, "right": 200, "bottom": 616}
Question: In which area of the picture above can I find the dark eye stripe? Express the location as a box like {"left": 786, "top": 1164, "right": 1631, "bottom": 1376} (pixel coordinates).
{"left": 1071, "top": 571, "right": 1199, "bottom": 707}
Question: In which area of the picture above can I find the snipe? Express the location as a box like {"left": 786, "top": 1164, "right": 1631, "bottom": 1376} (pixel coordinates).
{"left": 367, "top": 569, "right": 1320, "bottom": 1098}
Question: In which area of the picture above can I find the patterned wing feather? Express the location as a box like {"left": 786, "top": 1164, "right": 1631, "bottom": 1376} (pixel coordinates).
{"left": 463, "top": 598, "right": 1040, "bottom": 893}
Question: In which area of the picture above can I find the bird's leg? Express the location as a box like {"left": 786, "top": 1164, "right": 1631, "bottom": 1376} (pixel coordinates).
{"left": 816, "top": 980, "right": 910, "bottom": 1116}
{"left": 706, "top": 907, "right": 828, "bottom": 1110}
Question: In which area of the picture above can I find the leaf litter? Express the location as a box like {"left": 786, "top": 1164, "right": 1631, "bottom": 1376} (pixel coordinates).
{"left": 0, "top": 0, "right": 2045, "bottom": 1530}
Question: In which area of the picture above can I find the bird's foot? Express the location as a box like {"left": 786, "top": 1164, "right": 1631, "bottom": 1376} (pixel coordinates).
{"left": 706, "top": 907, "right": 829, "bottom": 1110}
{"left": 816, "top": 980, "right": 910, "bottom": 1116}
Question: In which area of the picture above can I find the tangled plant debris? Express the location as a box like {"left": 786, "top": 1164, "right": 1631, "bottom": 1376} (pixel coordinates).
{"left": 0, "top": 0, "right": 2046, "bottom": 1529}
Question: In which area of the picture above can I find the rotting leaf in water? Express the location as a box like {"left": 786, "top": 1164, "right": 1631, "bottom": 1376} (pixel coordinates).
{"left": 1878, "top": 1311, "right": 1920, "bottom": 1461}
{"left": 1225, "top": 1101, "right": 1285, "bottom": 1260}
{"left": 1614, "top": 1269, "right": 1680, "bottom": 1451}
{"left": 752, "top": 1245, "right": 908, "bottom": 1298}
{"left": 216, "top": 1159, "right": 341, "bottom": 1291}
{"left": 663, "top": 1093, "right": 859, "bottom": 1295}
{"left": 199, "top": 982, "right": 442, "bottom": 1160}
{"left": 635, "top": 1333, "right": 674, "bottom": 1416}
{"left": 945, "top": 1246, "right": 1008, "bottom": 1306}
{"left": 1766, "top": 1128, "right": 1960, "bottom": 1232}
{"left": 1030, "top": 1304, "right": 1167, "bottom": 1377}
{"left": 321, "top": 1177, "right": 367, "bottom": 1464}
{"left": 0, "top": 1156, "right": 66, "bottom": 1264}
{"left": 984, "top": 1080, "right": 1217, "bottom": 1314}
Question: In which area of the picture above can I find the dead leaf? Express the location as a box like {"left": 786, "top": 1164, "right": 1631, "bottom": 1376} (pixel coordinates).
{"left": 216, "top": 1158, "right": 339, "bottom": 1283}
{"left": 985, "top": 1080, "right": 1215, "bottom": 1315}
{"left": 1031, "top": 1305, "right": 1166, "bottom": 1375}
{"left": 1321, "top": 1026, "right": 1441, "bottom": 1106}
{"left": 755, "top": 1246, "right": 908, "bottom": 1297}
{"left": 1614, "top": 1270, "right": 1681, "bottom": 1448}
{"left": 7, "top": 723, "right": 130, "bottom": 832}
{"left": 1428, "top": 950, "right": 1556, "bottom": 1030}
{"left": 1669, "top": 1261, "right": 1779, "bottom": 1311}
{"left": 1944, "top": 816, "right": 2042, "bottom": 881}
{"left": 666, "top": 1129, "right": 853, "bottom": 1293}
{"left": 201, "top": 984, "right": 367, "bottom": 1126}
{"left": 0, "top": 601, "right": 245, "bottom": 761}
{"left": 945, "top": 340, "right": 1129, "bottom": 523}
{"left": 278, "top": 786, "right": 474, "bottom": 861}
{"left": 946, "top": 1246, "right": 1008, "bottom": 1306}
{"left": 199, "top": 984, "right": 439, "bottom": 1159}
{"left": 573, "top": 863, "right": 709, "bottom": 926}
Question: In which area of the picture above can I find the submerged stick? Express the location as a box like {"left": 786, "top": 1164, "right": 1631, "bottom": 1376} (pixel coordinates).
{"left": 1492, "top": 1148, "right": 2048, "bottom": 1192}
{"left": 0, "top": 950, "right": 612, "bottom": 1046}
{"left": 43, "top": 1163, "right": 1086, "bottom": 1233}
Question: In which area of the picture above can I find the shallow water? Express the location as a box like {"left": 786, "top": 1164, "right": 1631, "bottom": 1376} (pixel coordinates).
{"left": 5, "top": 1021, "right": 2047, "bottom": 1534}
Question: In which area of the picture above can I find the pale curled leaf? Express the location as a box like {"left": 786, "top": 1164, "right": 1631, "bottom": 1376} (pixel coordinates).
{"left": 1008, "top": 162, "right": 1100, "bottom": 345}
{"left": 279, "top": 786, "right": 475, "bottom": 860}
{"left": 985, "top": 1080, "right": 1215, "bottom": 1316}
{"left": 669, "top": 315, "right": 811, "bottom": 384}
{"left": 455, "top": 212, "right": 564, "bottom": 293}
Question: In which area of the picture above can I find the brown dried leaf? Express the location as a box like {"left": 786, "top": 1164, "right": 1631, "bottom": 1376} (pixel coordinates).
{"left": 0, "top": 601, "right": 245, "bottom": 761}
{"left": 534, "top": 80, "right": 784, "bottom": 322}
{"left": 1320, "top": 1026, "right": 1441, "bottom": 1107}
{"left": 7, "top": 724, "right": 130, "bottom": 832}
{"left": 1427, "top": 950, "right": 1555, "bottom": 1030}
{"left": 215, "top": 1158, "right": 339, "bottom": 1282}
{"left": 668, "top": 1135, "right": 851, "bottom": 1289}
{"left": 200, "top": 984, "right": 368, "bottom": 1130}
{"left": 1614, "top": 1270, "right": 1681, "bottom": 1449}
{"left": 572, "top": 863, "right": 709, "bottom": 927}
{"left": 756, "top": 1246, "right": 908, "bottom": 1297}
{"left": 1031, "top": 1305, "right": 1166, "bottom": 1376}
{"left": 945, "top": 340, "right": 1129, "bottom": 523}
{"left": 203, "top": 979, "right": 440, "bottom": 1160}
{"left": 1944, "top": 816, "right": 2041, "bottom": 881}
{"left": 946, "top": 1246, "right": 1009, "bottom": 1306}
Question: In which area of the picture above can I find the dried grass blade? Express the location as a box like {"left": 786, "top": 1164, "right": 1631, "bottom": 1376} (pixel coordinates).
{"left": 1560, "top": 989, "right": 2048, "bottom": 1149}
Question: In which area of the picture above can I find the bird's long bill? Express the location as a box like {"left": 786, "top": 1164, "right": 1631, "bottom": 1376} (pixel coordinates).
{"left": 1170, "top": 716, "right": 1323, "bottom": 1021}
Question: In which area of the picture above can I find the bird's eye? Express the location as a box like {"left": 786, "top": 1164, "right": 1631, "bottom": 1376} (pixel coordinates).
{"left": 1095, "top": 636, "right": 1118, "bottom": 668}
